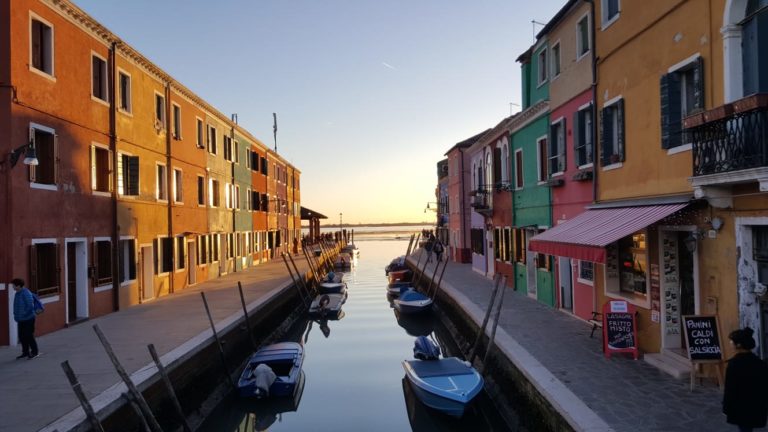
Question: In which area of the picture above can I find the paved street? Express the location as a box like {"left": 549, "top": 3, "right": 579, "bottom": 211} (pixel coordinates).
{"left": 0, "top": 247, "right": 729, "bottom": 432}
{"left": 410, "top": 249, "right": 728, "bottom": 432}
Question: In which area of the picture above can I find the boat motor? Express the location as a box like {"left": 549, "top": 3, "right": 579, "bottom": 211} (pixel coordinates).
{"left": 413, "top": 336, "right": 441, "bottom": 361}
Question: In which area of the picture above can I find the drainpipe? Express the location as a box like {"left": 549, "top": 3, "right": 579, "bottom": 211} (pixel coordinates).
{"left": 230, "top": 116, "right": 237, "bottom": 272}
{"left": 585, "top": 0, "right": 599, "bottom": 204}
{"left": 109, "top": 42, "right": 120, "bottom": 311}
{"left": 165, "top": 81, "right": 174, "bottom": 293}
{"left": 459, "top": 148, "right": 466, "bottom": 262}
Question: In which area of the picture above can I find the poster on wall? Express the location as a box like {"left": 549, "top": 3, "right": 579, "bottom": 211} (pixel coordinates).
{"left": 605, "top": 243, "right": 619, "bottom": 279}
{"left": 662, "top": 237, "right": 680, "bottom": 334}
{"left": 650, "top": 264, "right": 661, "bottom": 323}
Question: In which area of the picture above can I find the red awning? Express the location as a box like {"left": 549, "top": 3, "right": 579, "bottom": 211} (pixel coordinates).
{"left": 528, "top": 203, "right": 688, "bottom": 263}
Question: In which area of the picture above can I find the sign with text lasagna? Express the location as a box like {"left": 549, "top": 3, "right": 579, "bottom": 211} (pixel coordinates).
{"left": 603, "top": 300, "right": 639, "bottom": 359}
{"left": 682, "top": 315, "right": 723, "bottom": 361}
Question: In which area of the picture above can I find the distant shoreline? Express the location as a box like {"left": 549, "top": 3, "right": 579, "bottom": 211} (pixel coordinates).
{"left": 320, "top": 222, "right": 433, "bottom": 228}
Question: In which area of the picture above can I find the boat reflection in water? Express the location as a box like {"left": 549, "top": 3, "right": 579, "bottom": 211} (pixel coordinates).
{"left": 303, "top": 311, "right": 345, "bottom": 342}
{"left": 394, "top": 309, "right": 434, "bottom": 337}
{"left": 203, "top": 371, "right": 306, "bottom": 432}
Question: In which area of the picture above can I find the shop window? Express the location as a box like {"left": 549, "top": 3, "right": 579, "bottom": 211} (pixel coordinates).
{"left": 118, "top": 239, "right": 136, "bottom": 284}
{"left": 493, "top": 228, "right": 501, "bottom": 260}
{"left": 29, "top": 242, "right": 59, "bottom": 297}
{"left": 605, "top": 233, "right": 647, "bottom": 299}
{"left": 93, "top": 239, "right": 113, "bottom": 286}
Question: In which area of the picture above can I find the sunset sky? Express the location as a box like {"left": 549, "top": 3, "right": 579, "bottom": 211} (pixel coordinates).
{"left": 74, "top": 0, "right": 564, "bottom": 224}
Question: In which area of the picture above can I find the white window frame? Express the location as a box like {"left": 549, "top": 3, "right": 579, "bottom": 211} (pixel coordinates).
{"left": 576, "top": 102, "right": 595, "bottom": 169}
{"left": 225, "top": 182, "right": 232, "bottom": 209}
{"left": 209, "top": 178, "right": 219, "bottom": 207}
{"left": 29, "top": 122, "right": 58, "bottom": 191}
{"left": 577, "top": 260, "right": 595, "bottom": 286}
{"left": 154, "top": 92, "right": 166, "bottom": 130}
{"left": 601, "top": 95, "right": 624, "bottom": 171}
{"left": 172, "top": 102, "right": 182, "bottom": 140}
{"left": 119, "top": 236, "right": 137, "bottom": 286}
{"left": 576, "top": 12, "right": 591, "bottom": 61}
{"left": 197, "top": 175, "right": 206, "bottom": 207}
{"left": 208, "top": 124, "right": 218, "bottom": 155}
{"left": 117, "top": 151, "right": 138, "bottom": 198}
{"left": 550, "top": 41, "right": 561, "bottom": 80}
{"left": 90, "top": 142, "right": 112, "bottom": 197}
{"left": 234, "top": 184, "right": 241, "bottom": 210}
{"left": 174, "top": 235, "right": 186, "bottom": 273}
{"left": 246, "top": 187, "right": 252, "bottom": 211}
{"left": 93, "top": 236, "right": 113, "bottom": 292}
{"left": 30, "top": 238, "right": 61, "bottom": 303}
{"left": 156, "top": 236, "right": 172, "bottom": 276}
{"left": 601, "top": 0, "right": 621, "bottom": 29}
{"left": 29, "top": 12, "right": 55, "bottom": 80}
{"left": 117, "top": 69, "right": 132, "bottom": 115}
{"left": 90, "top": 51, "right": 109, "bottom": 105}
{"left": 514, "top": 148, "right": 524, "bottom": 190}
{"left": 156, "top": 162, "right": 168, "bottom": 202}
{"left": 537, "top": 48, "right": 548, "bottom": 87}
{"left": 549, "top": 119, "right": 565, "bottom": 177}
{"left": 196, "top": 117, "right": 204, "bottom": 149}
{"left": 173, "top": 167, "right": 183, "bottom": 204}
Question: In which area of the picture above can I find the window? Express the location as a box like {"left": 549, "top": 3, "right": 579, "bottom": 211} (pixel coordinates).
{"left": 579, "top": 260, "right": 594, "bottom": 283}
{"left": 577, "top": 15, "right": 590, "bottom": 59}
{"left": 537, "top": 137, "right": 548, "bottom": 182}
{"left": 514, "top": 229, "right": 526, "bottom": 263}
{"left": 261, "top": 156, "right": 268, "bottom": 174}
{"left": 551, "top": 42, "right": 561, "bottom": 78}
{"left": 30, "top": 126, "right": 56, "bottom": 186}
{"left": 91, "top": 54, "right": 108, "bottom": 102}
{"left": 172, "top": 104, "right": 181, "bottom": 139}
{"left": 605, "top": 233, "right": 647, "bottom": 296}
{"left": 156, "top": 163, "right": 168, "bottom": 201}
{"left": 118, "top": 71, "right": 132, "bottom": 113}
{"left": 252, "top": 191, "right": 260, "bottom": 211}
{"left": 234, "top": 185, "right": 241, "bottom": 210}
{"left": 246, "top": 188, "right": 251, "bottom": 211}
{"left": 176, "top": 236, "right": 186, "bottom": 271}
{"left": 199, "top": 235, "right": 209, "bottom": 265}
{"left": 209, "top": 178, "right": 220, "bottom": 207}
{"left": 600, "top": 98, "right": 625, "bottom": 165}
{"left": 537, "top": 49, "right": 547, "bottom": 85}
{"left": 91, "top": 145, "right": 111, "bottom": 193}
{"left": 504, "top": 228, "right": 512, "bottom": 262}
{"left": 470, "top": 229, "right": 484, "bottom": 255}
{"left": 743, "top": 4, "right": 768, "bottom": 95}
{"left": 155, "top": 237, "right": 174, "bottom": 274}
{"left": 30, "top": 17, "right": 53, "bottom": 76}
{"left": 118, "top": 238, "right": 136, "bottom": 284}
{"left": 251, "top": 152, "right": 260, "bottom": 172}
{"left": 574, "top": 105, "right": 594, "bottom": 167}
{"left": 197, "top": 175, "right": 205, "bottom": 206}
{"left": 225, "top": 183, "right": 232, "bottom": 209}
{"left": 261, "top": 194, "right": 269, "bottom": 212}
{"left": 93, "top": 240, "right": 112, "bottom": 286}
{"left": 602, "top": 0, "right": 620, "bottom": 25}
{"left": 212, "top": 234, "right": 220, "bottom": 262}
{"left": 29, "top": 242, "right": 59, "bottom": 297}
{"left": 155, "top": 93, "right": 165, "bottom": 128}
{"left": 208, "top": 125, "right": 218, "bottom": 154}
{"left": 117, "top": 153, "right": 139, "bottom": 196}
{"left": 514, "top": 149, "right": 524, "bottom": 189}
{"left": 173, "top": 168, "right": 183, "bottom": 203}
{"left": 196, "top": 118, "right": 204, "bottom": 149}
{"left": 234, "top": 141, "right": 240, "bottom": 164}
{"left": 549, "top": 120, "right": 566, "bottom": 175}
{"left": 224, "top": 136, "right": 233, "bottom": 162}
{"left": 661, "top": 57, "right": 704, "bottom": 149}
{"left": 245, "top": 149, "right": 251, "bottom": 169}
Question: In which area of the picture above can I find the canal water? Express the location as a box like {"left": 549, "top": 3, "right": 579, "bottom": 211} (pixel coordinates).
{"left": 199, "top": 235, "right": 515, "bottom": 431}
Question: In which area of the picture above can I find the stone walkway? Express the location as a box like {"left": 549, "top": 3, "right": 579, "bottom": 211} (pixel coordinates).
{"left": 410, "top": 250, "right": 729, "bottom": 432}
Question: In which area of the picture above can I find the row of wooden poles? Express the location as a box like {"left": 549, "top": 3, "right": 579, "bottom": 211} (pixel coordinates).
{"left": 281, "top": 240, "right": 343, "bottom": 307}
{"left": 402, "top": 232, "right": 508, "bottom": 372}
{"left": 61, "top": 241, "right": 342, "bottom": 432}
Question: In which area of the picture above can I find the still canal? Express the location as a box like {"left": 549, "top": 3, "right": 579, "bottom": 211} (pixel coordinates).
{"left": 198, "top": 235, "right": 518, "bottom": 431}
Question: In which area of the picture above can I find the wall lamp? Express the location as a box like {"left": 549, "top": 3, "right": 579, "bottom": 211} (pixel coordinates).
{"left": 5, "top": 140, "right": 39, "bottom": 169}
{"left": 684, "top": 230, "right": 706, "bottom": 253}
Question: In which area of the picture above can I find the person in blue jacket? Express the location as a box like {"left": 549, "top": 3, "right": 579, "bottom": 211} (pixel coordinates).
{"left": 12, "top": 278, "right": 39, "bottom": 359}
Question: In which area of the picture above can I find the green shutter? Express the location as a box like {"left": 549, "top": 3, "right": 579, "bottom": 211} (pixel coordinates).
{"left": 660, "top": 73, "right": 682, "bottom": 149}
{"left": 617, "top": 99, "right": 626, "bottom": 162}
{"left": 693, "top": 56, "right": 705, "bottom": 111}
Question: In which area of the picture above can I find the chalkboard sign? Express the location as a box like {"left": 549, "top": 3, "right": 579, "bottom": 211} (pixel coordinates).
{"left": 682, "top": 315, "right": 722, "bottom": 361}
{"left": 602, "top": 300, "right": 639, "bottom": 359}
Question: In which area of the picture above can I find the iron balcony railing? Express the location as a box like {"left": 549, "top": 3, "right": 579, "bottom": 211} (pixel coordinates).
{"left": 684, "top": 94, "right": 768, "bottom": 177}
{"left": 469, "top": 184, "right": 492, "bottom": 212}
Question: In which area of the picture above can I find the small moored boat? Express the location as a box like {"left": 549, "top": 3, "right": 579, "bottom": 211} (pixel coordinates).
{"left": 319, "top": 281, "right": 347, "bottom": 295}
{"left": 393, "top": 289, "right": 433, "bottom": 314}
{"left": 237, "top": 342, "right": 304, "bottom": 398}
{"left": 402, "top": 337, "right": 483, "bottom": 418}
{"left": 309, "top": 293, "right": 347, "bottom": 319}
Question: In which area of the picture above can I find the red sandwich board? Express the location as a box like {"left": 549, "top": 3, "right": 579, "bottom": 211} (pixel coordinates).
{"left": 602, "top": 300, "right": 639, "bottom": 359}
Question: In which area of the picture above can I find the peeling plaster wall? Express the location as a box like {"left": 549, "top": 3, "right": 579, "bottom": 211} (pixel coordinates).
{"left": 736, "top": 217, "right": 768, "bottom": 353}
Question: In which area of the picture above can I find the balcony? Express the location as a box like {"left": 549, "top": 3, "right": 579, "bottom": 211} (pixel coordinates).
{"left": 684, "top": 93, "right": 768, "bottom": 207}
{"left": 470, "top": 185, "right": 492, "bottom": 215}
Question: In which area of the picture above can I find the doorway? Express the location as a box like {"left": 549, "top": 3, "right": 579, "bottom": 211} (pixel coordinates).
{"left": 559, "top": 257, "right": 573, "bottom": 311}
{"left": 660, "top": 229, "right": 698, "bottom": 353}
{"left": 141, "top": 245, "right": 154, "bottom": 301}
{"left": 188, "top": 241, "right": 197, "bottom": 285}
{"left": 65, "top": 239, "right": 88, "bottom": 323}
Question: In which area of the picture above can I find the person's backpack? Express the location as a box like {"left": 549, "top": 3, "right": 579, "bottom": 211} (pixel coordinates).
{"left": 32, "top": 294, "right": 44, "bottom": 315}
{"left": 435, "top": 242, "right": 444, "bottom": 253}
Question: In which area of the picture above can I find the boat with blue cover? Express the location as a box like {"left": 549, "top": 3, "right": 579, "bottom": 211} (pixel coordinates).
{"left": 393, "top": 289, "right": 433, "bottom": 314}
{"left": 237, "top": 342, "right": 304, "bottom": 398}
{"left": 402, "top": 337, "right": 483, "bottom": 417}
{"left": 308, "top": 292, "right": 347, "bottom": 319}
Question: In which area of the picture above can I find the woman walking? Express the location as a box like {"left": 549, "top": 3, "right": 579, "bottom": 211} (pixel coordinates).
{"left": 723, "top": 327, "right": 768, "bottom": 432}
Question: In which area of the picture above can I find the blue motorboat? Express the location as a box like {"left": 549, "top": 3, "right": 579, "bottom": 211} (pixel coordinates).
{"left": 237, "top": 342, "right": 304, "bottom": 398}
{"left": 308, "top": 292, "right": 347, "bottom": 319}
{"left": 393, "top": 289, "right": 433, "bottom": 314}
{"left": 402, "top": 337, "right": 483, "bottom": 418}
{"left": 387, "top": 281, "right": 412, "bottom": 296}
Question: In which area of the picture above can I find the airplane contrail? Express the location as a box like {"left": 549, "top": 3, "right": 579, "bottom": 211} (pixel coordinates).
{"left": 381, "top": 62, "right": 396, "bottom": 70}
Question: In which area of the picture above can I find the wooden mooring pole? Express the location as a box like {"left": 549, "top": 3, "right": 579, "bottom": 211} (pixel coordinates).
{"left": 483, "top": 275, "right": 509, "bottom": 370}
{"left": 122, "top": 392, "right": 151, "bottom": 432}
{"left": 288, "top": 252, "right": 314, "bottom": 296}
{"left": 469, "top": 274, "right": 502, "bottom": 364}
{"left": 92, "top": 325, "right": 163, "bottom": 432}
{"left": 200, "top": 292, "right": 235, "bottom": 389}
{"left": 60, "top": 360, "right": 105, "bottom": 432}
{"left": 405, "top": 233, "right": 415, "bottom": 256}
{"left": 237, "top": 282, "right": 258, "bottom": 350}
{"left": 147, "top": 344, "right": 192, "bottom": 432}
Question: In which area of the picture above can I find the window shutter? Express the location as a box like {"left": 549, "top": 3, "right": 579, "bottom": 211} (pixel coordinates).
{"left": 617, "top": 99, "right": 626, "bottom": 162}
{"left": 572, "top": 111, "right": 581, "bottom": 165}
{"left": 660, "top": 74, "right": 670, "bottom": 149}
{"left": 599, "top": 107, "right": 610, "bottom": 165}
{"left": 90, "top": 146, "right": 97, "bottom": 190}
{"left": 493, "top": 147, "right": 502, "bottom": 184}
{"left": 92, "top": 241, "right": 99, "bottom": 285}
{"left": 560, "top": 118, "right": 567, "bottom": 172}
{"left": 108, "top": 150, "right": 113, "bottom": 192}
{"left": 28, "top": 128, "right": 37, "bottom": 183}
{"left": 54, "top": 134, "right": 59, "bottom": 184}
{"left": 128, "top": 156, "right": 140, "bottom": 195}
{"left": 660, "top": 73, "right": 682, "bottom": 149}
{"left": 29, "top": 244, "right": 38, "bottom": 293}
{"left": 153, "top": 239, "right": 159, "bottom": 275}
{"left": 54, "top": 243, "right": 61, "bottom": 293}
{"left": 693, "top": 56, "right": 705, "bottom": 111}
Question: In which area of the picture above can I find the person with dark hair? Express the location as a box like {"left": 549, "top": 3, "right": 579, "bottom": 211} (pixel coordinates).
{"left": 11, "top": 278, "right": 39, "bottom": 360}
{"left": 723, "top": 327, "right": 768, "bottom": 432}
